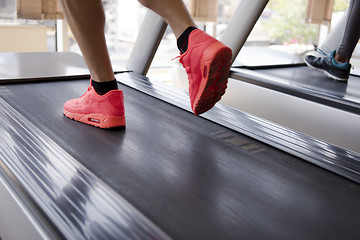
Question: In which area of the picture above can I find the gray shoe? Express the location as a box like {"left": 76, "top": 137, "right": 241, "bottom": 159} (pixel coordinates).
{"left": 304, "top": 51, "right": 351, "bottom": 82}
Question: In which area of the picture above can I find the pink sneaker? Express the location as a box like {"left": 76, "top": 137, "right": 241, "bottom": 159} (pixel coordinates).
{"left": 64, "top": 82, "right": 125, "bottom": 129}
{"left": 179, "top": 29, "right": 232, "bottom": 115}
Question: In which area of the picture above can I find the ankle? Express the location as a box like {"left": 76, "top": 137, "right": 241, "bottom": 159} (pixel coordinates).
{"left": 91, "top": 79, "right": 118, "bottom": 95}
{"left": 334, "top": 53, "right": 349, "bottom": 64}
{"left": 177, "top": 26, "right": 197, "bottom": 54}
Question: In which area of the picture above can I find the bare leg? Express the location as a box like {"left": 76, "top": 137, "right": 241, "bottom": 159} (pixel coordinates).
{"left": 138, "top": 0, "right": 196, "bottom": 38}
{"left": 59, "top": 0, "right": 114, "bottom": 83}
{"left": 60, "top": 0, "right": 196, "bottom": 82}
{"left": 61, "top": 0, "right": 231, "bottom": 118}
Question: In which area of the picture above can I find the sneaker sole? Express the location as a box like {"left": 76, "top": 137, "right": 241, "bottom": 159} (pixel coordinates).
{"left": 193, "top": 42, "right": 232, "bottom": 115}
{"left": 304, "top": 58, "right": 348, "bottom": 82}
{"left": 64, "top": 110, "right": 126, "bottom": 129}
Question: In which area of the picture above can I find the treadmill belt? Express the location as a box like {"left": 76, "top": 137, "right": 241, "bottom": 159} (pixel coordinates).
{"left": 252, "top": 66, "right": 360, "bottom": 105}
{"left": 2, "top": 79, "right": 360, "bottom": 239}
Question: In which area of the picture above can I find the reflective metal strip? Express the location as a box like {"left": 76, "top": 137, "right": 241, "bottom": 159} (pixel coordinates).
{"left": 117, "top": 72, "right": 360, "bottom": 184}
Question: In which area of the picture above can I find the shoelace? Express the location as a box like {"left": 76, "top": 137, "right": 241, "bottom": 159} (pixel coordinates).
{"left": 315, "top": 45, "right": 332, "bottom": 57}
{"left": 171, "top": 54, "right": 187, "bottom": 69}
{"left": 78, "top": 86, "right": 93, "bottom": 98}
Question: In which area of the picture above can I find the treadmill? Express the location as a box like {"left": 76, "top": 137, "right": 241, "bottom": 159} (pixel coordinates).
{"left": 1, "top": 2, "right": 360, "bottom": 240}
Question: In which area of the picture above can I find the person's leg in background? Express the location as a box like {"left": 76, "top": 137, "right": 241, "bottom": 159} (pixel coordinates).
{"left": 305, "top": 0, "right": 360, "bottom": 81}
{"left": 335, "top": 0, "right": 360, "bottom": 63}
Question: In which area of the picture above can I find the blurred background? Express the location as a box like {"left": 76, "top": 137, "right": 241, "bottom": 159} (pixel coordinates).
{"left": 0, "top": 0, "right": 356, "bottom": 83}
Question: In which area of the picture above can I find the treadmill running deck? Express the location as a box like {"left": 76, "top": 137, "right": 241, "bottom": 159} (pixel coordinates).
{"left": 1, "top": 78, "right": 360, "bottom": 239}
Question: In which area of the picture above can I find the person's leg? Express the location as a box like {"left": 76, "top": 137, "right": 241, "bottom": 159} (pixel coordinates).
{"left": 62, "top": 0, "right": 231, "bottom": 128}
{"left": 304, "top": 0, "right": 359, "bottom": 82}
{"left": 60, "top": 0, "right": 125, "bottom": 128}
{"left": 60, "top": 0, "right": 115, "bottom": 84}
{"left": 138, "top": 0, "right": 196, "bottom": 38}
{"left": 139, "top": 0, "right": 197, "bottom": 54}
{"left": 61, "top": 0, "right": 196, "bottom": 83}
{"left": 335, "top": 0, "right": 360, "bottom": 63}
{"left": 140, "top": 0, "right": 232, "bottom": 115}
{"left": 304, "top": 50, "right": 351, "bottom": 81}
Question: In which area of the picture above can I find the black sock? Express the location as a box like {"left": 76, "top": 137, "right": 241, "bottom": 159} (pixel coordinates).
{"left": 177, "top": 26, "right": 197, "bottom": 54}
{"left": 91, "top": 79, "right": 118, "bottom": 95}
